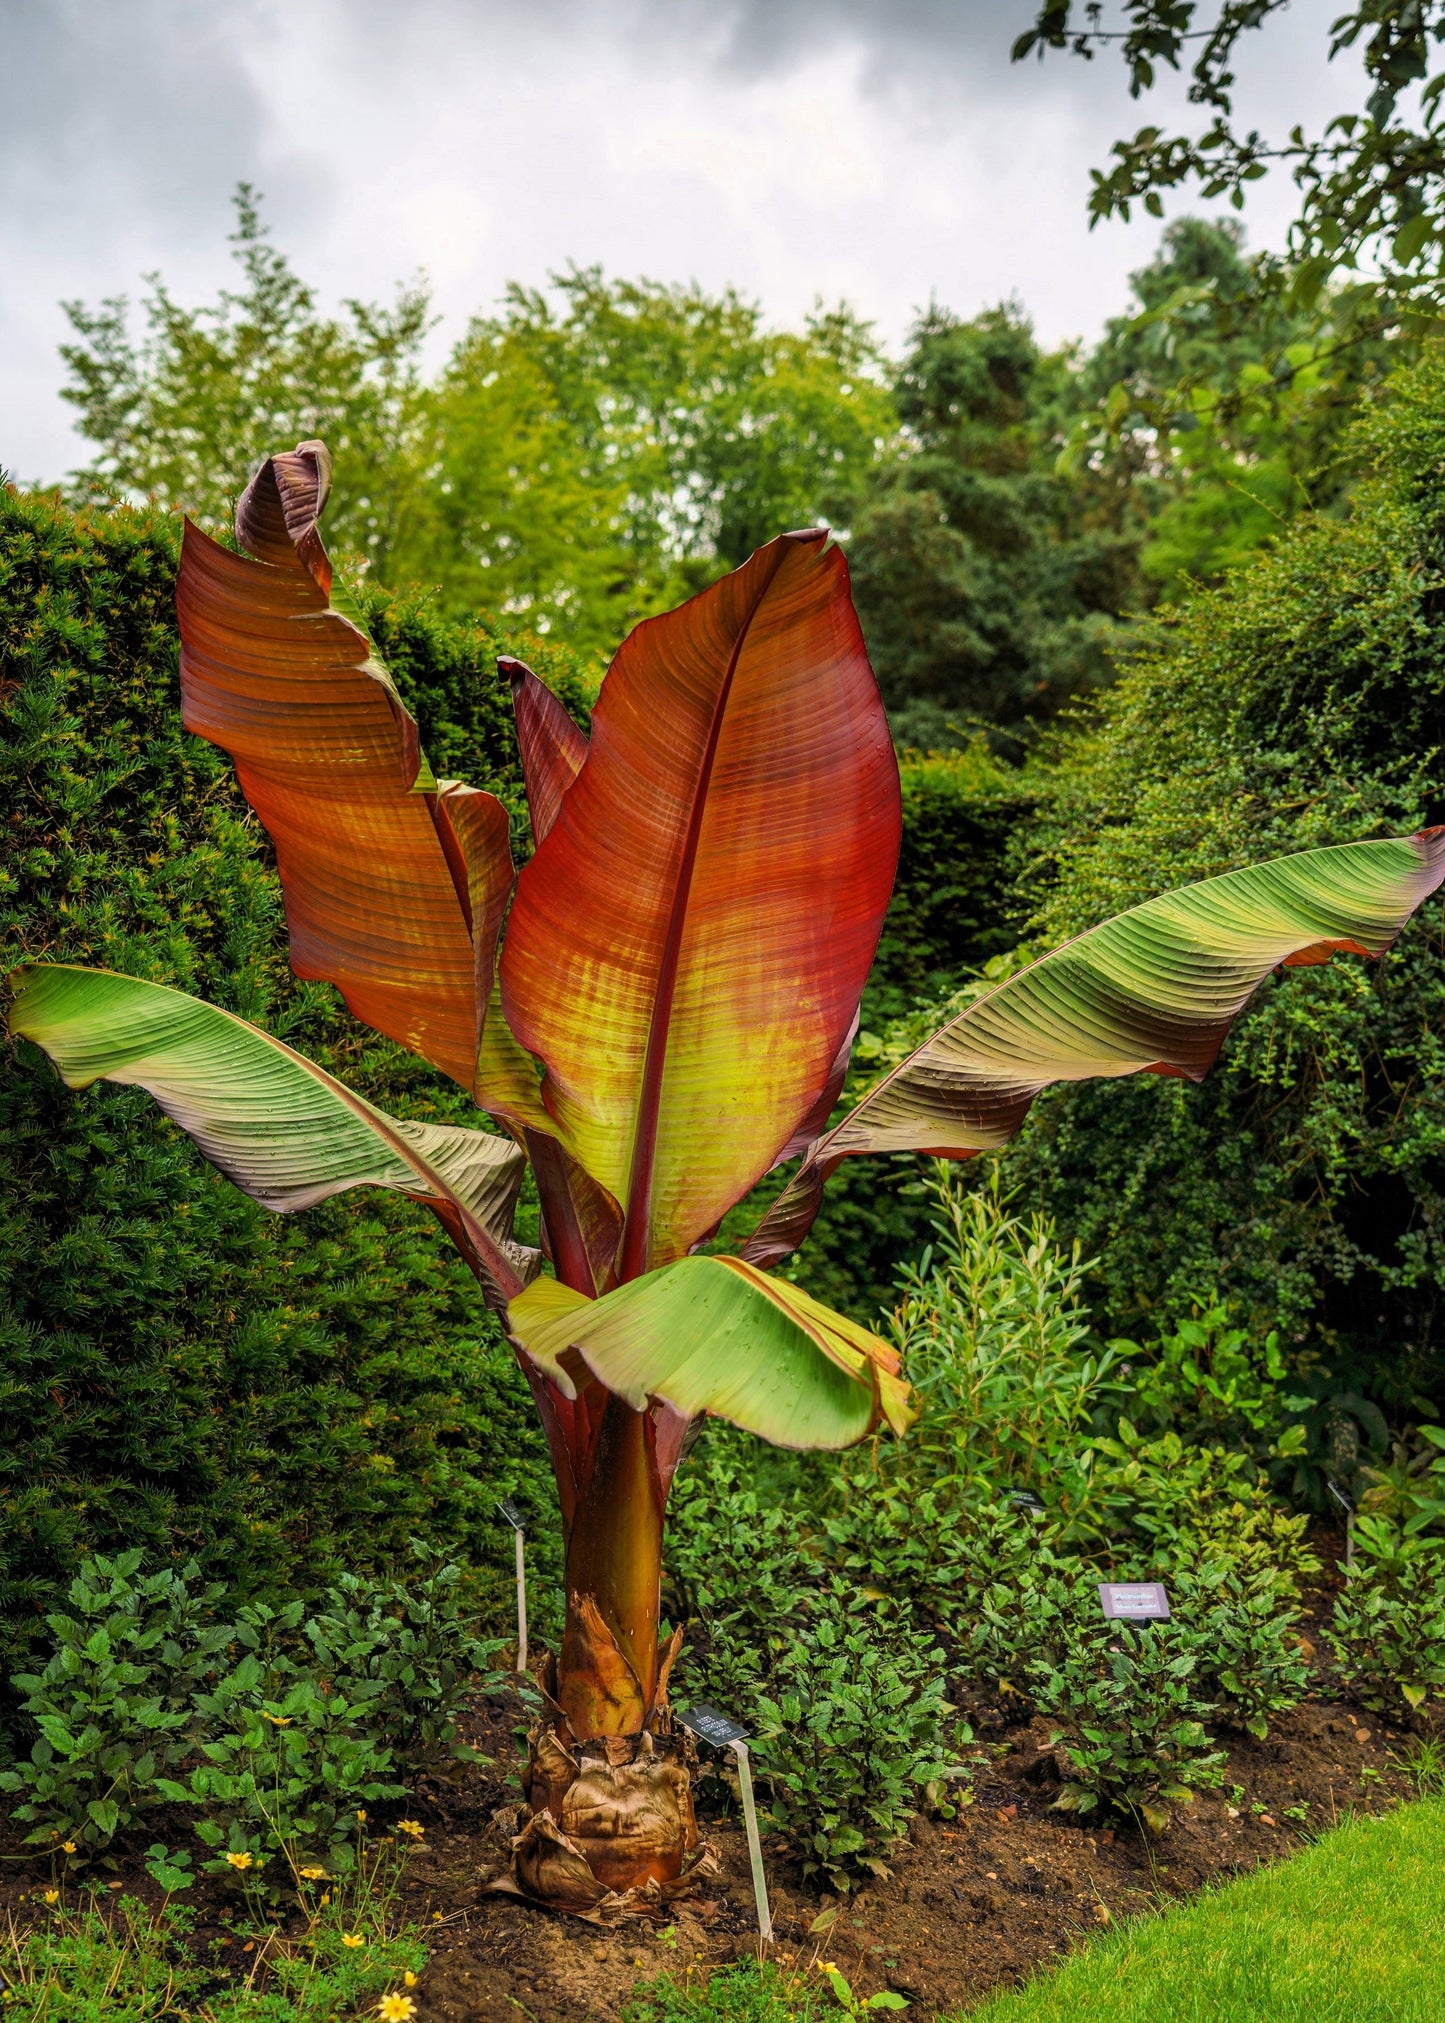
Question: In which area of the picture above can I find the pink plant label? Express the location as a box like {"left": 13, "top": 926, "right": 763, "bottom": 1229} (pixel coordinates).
{"left": 1098, "top": 1582, "right": 1171, "bottom": 1621}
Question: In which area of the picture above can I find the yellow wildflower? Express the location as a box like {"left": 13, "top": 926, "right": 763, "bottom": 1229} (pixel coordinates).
{"left": 342, "top": 1933, "right": 366, "bottom": 1950}
{"left": 43, "top": 1890, "right": 59, "bottom": 1905}
{"left": 225, "top": 1851, "right": 254, "bottom": 1872}
{"left": 354, "top": 1809, "right": 368, "bottom": 1824}
{"left": 377, "top": 1999, "right": 416, "bottom": 2022}
{"left": 403, "top": 1972, "right": 418, "bottom": 1988}
{"left": 395, "top": 1819, "right": 424, "bottom": 1839}
{"left": 261, "top": 1713, "right": 292, "bottom": 1727}
{"left": 62, "top": 1841, "right": 76, "bottom": 1854}
{"left": 299, "top": 1865, "right": 328, "bottom": 1881}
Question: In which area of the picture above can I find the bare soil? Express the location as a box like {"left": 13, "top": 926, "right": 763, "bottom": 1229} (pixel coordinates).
{"left": 403, "top": 1687, "right": 1418, "bottom": 2021}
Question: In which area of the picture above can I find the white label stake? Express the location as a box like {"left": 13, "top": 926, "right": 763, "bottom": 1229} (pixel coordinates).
{"left": 496, "top": 1500, "right": 529, "bottom": 1674}
{"left": 731, "top": 1740, "right": 773, "bottom": 1943}
{"left": 681, "top": 1702, "right": 772, "bottom": 1942}
{"left": 514, "top": 1525, "right": 528, "bottom": 1675}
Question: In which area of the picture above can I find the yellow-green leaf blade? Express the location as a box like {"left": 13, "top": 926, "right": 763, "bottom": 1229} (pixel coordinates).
{"left": 8, "top": 963, "right": 537, "bottom": 1304}
{"left": 506, "top": 1253, "right": 908, "bottom": 1450}
{"left": 743, "top": 830, "right": 1445, "bottom": 1265}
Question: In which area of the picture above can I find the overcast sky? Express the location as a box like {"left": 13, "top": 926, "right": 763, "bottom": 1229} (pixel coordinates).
{"left": 4, "top": 0, "right": 1354, "bottom": 486}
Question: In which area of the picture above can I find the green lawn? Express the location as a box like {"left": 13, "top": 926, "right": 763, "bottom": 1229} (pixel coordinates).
{"left": 957, "top": 1797, "right": 1445, "bottom": 2023}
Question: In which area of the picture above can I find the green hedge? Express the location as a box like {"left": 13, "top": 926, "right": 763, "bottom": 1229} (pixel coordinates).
{"left": 0, "top": 486, "right": 593, "bottom": 1683}
{"left": 999, "top": 344, "right": 1445, "bottom": 1403}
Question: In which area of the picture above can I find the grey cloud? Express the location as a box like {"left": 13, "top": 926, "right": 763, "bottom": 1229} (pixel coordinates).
{"left": 346, "top": 0, "right": 1070, "bottom": 104}
{"left": 0, "top": 0, "right": 274, "bottom": 230}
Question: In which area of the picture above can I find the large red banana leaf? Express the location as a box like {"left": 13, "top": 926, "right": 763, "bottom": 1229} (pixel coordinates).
{"left": 499, "top": 532, "right": 901, "bottom": 1280}
{"left": 176, "top": 442, "right": 515, "bottom": 1102}
{"left": 743, "top": 830, "right": 1445, "bottom": 1266}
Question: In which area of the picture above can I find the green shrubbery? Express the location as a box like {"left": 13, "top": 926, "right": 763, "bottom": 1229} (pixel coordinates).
{"left": 1031, "top": 1605, "right": 1224, "bottom": 1834}
{"left": 996, "top": 344, "right": 1445, "bottom": 1402}
{"left": 1327, "top": 1519, "right": 1445, "bottom": 1717}
{"left": 0, "top": 1544, "right": 496, "bottom": 1886}
{"left": 668, "top": 1166, "right": 1366, "bottom": 1854}
{"left": 747, "top": 1583, "right": 959, "bottom": 1889}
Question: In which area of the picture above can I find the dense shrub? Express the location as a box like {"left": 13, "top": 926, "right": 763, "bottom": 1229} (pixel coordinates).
{"left": 1028, "top": 1585, "right": 1225, "bottom": 1830}
{"left": 0, "top": 484, "right": 585, "bottom": 1682}
{"left": 0, "top": 1547, "right": 496, "bottom": 1879}
{"left": 749, "top": 1582, "right": 959, "bottom": 1891}
{"left": 998, "top": 344, "right": 1445, "bottom": 1405}
{"left": 1327, "top": 1519, "right": 1445, "bottom": 1716}
{"left": 668, "top": 1441, "right": 963, "bottom": 1890}
{"left": 1169, "top": 1559, "right": 1310, "bottom": 1739}
{"left": 0, "top": 1550, "right": 232, "bottom": 1852}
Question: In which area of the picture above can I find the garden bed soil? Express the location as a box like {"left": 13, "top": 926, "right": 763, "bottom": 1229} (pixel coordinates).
{"left": 404, "top": 1689, "right": 1418, "bottom": 2021}
{"left": 3, "top": 1684, "right": 1416, "bottom": 2023}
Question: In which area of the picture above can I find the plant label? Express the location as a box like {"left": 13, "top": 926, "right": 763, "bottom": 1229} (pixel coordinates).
{"left": 1005, "top": 1489, "right": 1046, "bottom": 1512}
{"left": 681, "top": 1701, "right": 750, "bottom": 1748}
{"left": 1326, "top": 1480, "right": 1357, "bottom": 1568}
{"left": 1098, "top": 1581, "right": 1171, "bottom": 1621}
{"left": 679, "top": 1703, "right": 771, "bottom": 1941}
{"left": 494, "top": 1502, "right": 528, "bottom": 1671}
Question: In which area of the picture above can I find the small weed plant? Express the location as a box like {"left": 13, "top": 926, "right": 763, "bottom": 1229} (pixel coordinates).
{"left": 1, "top": 1841, "right": 426, "bottom": 2021}
{"left": 624, "top": 1954, "right": 823, "bottom": 2020}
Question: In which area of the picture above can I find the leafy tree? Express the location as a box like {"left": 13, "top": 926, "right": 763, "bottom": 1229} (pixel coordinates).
{"left": 60, "top": 188, "right": 432, "bottom": 579}
{"left": 1078, "top": 217, "right": 1400, "bottom": 593}
{"left": 846, "top": 304, "right": 1143, "bottom": 745}
{"left": 1016, "top": 2, "right": 1445, "bottom": 308}
{"left": 60, "top": 195, "right": 895, "bottom": 670}
{"left": 403, "top": 269, "right": 894, "bottom": 658}
{"left": 1014, "top": 7, "right": 1435, "bottom": 596}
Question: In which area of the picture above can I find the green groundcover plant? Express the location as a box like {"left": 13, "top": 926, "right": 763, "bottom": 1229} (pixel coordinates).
{"left": 1327, "top": 1517, "right": 1445, "bottom": 1716}
{"left": 0, "top": 1545, "right": 497, "bottom": 1882}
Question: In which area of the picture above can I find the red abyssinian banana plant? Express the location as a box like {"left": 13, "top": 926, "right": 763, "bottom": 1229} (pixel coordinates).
{"left": 9, "top": 441, "right": 1445, "bottom": 1910}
